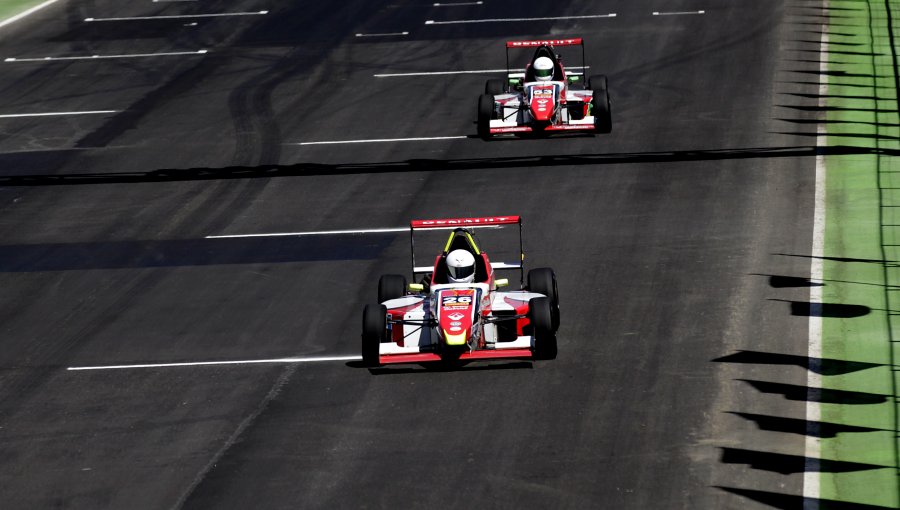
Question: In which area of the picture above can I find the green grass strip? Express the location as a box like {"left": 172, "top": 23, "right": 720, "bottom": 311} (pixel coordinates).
{"left": 822, "top": 0, "right": 900, "bottom": 507}
{"left": 0, "top": 0, "right": 54, "bottom": 25}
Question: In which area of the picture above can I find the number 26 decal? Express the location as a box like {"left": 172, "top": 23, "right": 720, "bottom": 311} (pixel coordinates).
{"left": 442, "top": 296, "right": 472, "bottom": 305}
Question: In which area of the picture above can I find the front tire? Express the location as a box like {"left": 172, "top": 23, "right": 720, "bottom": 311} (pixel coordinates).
{"left": 588, "top": 74, "right": 612, "bottom": 134}
{"left": 362, "top": 304, "right": 387, "bottom": 367}
{"left": 477, "top": 93, "right": 494, "bottom": 140}
{"left": 378, "top": 274, "right": 407, "bottom": 304}
{"left": 527, "top": 268, "right": 560, "bottom": 332}
{"left": 529, "top": 297, "right": 557, "bottom": 360}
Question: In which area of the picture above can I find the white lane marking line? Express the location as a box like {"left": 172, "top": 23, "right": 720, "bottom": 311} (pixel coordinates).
{"left": 355, "top": 31, "right": 409, "bottom": 37}
{"left": 85, "top": 11, "right": 268, "bottom": 22}
{"left": 374, "top": 66, "right": 589, "bottom": 78}
{"left": 292, "top": 135, "right": 467, "bottom": 145}
{"left": 0, "top": 110, "right": 117, "bottom": 119}
{"left": 67, "top": 355, "right": 362, "bottom": 371}
{"left": 0, "top": 0, "right": 61, "bottom": 29}
{"left": 804, "top": 7, "right": 828, "bottom": 507}
{"left": 208, "top": 225, "right": 501, "bottom": 239}
{"left": 425, "top": 13, "right": 615, "bottom": 24}
{"left": 434, "top": 1, "right": 483, "bottom": 6}
{"left": 652, "top": 10, "right": 705, "bottom": 16}
{"left": 5, "top": 49, "right": 207, "bottom": 62}
{"left": 206, "top": 227, "right": 408, "bottom": 239}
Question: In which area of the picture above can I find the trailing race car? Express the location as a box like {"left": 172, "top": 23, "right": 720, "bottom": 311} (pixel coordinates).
{"left": 476, "top": 38, "right": 612, "bottom": 139}
{"left": 361, "top": 216, "right": 560, "bottom": 367}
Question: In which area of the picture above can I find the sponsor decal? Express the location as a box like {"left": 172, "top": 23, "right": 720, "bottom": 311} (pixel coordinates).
{"left": 442, "top": 296, "right": 473, "bottom": 306}
{"left": 411, "top": 216, "right": 519, "bottom": 228}
{"left": 449, "top": 326, "right": 462, "bottom": 332}
{"left": 450, "top": 321, "right": 462, "bottom": 327}
{"left": 448, "top": 312, "right": 465, "bottom": 321}
{"left": 507, "top": 38, "right": 582, "bottom": 48}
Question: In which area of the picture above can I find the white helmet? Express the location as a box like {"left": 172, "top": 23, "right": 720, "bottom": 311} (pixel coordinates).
{"left": 446, "top": 249, "right": 476, "bottom": 283}
{"left": 533, "top": 56, "right": 554, "bottom": 81}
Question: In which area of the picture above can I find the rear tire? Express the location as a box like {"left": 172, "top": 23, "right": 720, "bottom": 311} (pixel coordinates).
{"left": 527, "top": 268, "right": 560, "bottom": 332}
{"left": 588, "top": 75, "right": 612, "bottom": 134}
{"left": 485, "top": 78, "right": 506, "bottom": 95}
{"left": 529, "top": 297, "right": 557, "bottom": 360}
{"left": 477, "top": 94, "right": 494, "bottom": 140}
{"left": 362, "top": 304, "right": 387, "bottom": 367}
{"left": 378, "top": 274, "right": 407, "bottom": 304}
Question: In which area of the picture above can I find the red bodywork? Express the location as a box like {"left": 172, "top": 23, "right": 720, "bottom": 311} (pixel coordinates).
{"left": 487, "top": 38, "right": 599, "bottom": 136}
{"left": 528, "top": 84, "right": 557, "bottom": 123}
{"left": 376, "top": 216, "right": 534, "bottom": 366}
{"left": 437, "top": 288, "right": 477, "bottom": 344}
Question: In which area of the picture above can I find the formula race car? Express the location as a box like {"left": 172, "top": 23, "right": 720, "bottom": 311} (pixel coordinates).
{"left": 476, "top": 38, "right": 612, "bottom": 139}
{"left": 361, "top": 216, "right": 560, "bottom": 367}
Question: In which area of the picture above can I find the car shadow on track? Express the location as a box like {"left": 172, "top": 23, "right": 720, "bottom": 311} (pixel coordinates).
{"left": 346, "top": 360, "right": 533, "bottom": 374}
{"left": 1, "top": 144, "right": 896, "bottom": 187}
{"left": 719, "top": 447, "right": 890, "bottom": 474}
{"left": 715, "top": 486, "right": 897, "bottom": 509}
{"left": 713, "top": 349, "right": 884, "bottom": 376}
{"left": 725, "top": 411, "right": 887, "bottom": 438}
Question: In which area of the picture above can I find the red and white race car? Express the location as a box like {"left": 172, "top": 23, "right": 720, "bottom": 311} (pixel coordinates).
{"left": 361, "top": 216, "right": 560, "bottom": 367}
{"left": 476, "top": 38, "right": 612, "bottom": 139}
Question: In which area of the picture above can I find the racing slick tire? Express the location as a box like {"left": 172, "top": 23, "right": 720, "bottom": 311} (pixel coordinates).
{"left": 362, "top": 304, "right": 387, "bottom": 367}
{"left": 588, "top": 74, "right": 612, "bottom": 134}
{"left": 378, "top": 274, "right": 407, "bottom": 304}
{"left": 485, "top": 78, "right": 506, "bottom": 95}
{"left": 529, "top": 297, "right": 557, "bottom": 360}
{"left": 477, "top": 93, "right": 494, "bottom": 140}
{"left": 527, "top": 268, "right": 560, "bottom": 332}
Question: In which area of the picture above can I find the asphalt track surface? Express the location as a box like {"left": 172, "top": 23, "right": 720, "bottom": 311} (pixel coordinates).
{"left": 0, "top": 1, "right": 830, "bottom": 508}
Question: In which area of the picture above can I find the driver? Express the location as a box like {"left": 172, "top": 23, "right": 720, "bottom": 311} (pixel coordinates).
{"left": 446, "top": 249, "right": 476, "bottom": 283}
{"left": 533, "top": 56, "right": 555, "bottom": 81}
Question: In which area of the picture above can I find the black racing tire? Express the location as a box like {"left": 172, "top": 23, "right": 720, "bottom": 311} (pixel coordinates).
{"left": 362, "top": 304, "right": 387, "bottom": 367}
{"left": 589, "top": 74, "right": 612, "bottom": 134}
{"left": 485, "top": 78, "right": 506, "bottom": 95}
{"left": 477, "top": 94, "right": 494, "bottom": 140}
{"left": 378, "top": 274, "right": 407, "bottom": 304}
{"left": 529, "top": 297, "right": 557, "bottom": 360}
{"left": 587, "top": 74, "right": 607, "bottom": 91}
{"left": 527, "top": 268, "right": 560, "bottom": 332}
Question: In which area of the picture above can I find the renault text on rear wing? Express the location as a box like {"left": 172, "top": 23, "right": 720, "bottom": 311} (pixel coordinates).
{"left": 410, "top": 216, "right": 521, "bottom": 229}
{"left": 506, "top": 38, "right": 583, "bottom": 48}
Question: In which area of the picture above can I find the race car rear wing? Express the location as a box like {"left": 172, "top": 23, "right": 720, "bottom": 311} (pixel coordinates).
{"left": 505, "top": 37, "right": 586, "bottom": 81}
{"left": 409, "top": 216, "right": 525, "bottom": 284}
{"left": 506, "top": 38, "right": 584, "bottom": 48}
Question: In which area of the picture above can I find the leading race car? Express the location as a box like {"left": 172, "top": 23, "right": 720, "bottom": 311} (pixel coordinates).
{"left": 361, "top": 216, "right": 560, "bottom": 367}
{"left": 477, "top": 38, "right": 612, "bottom": 139}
